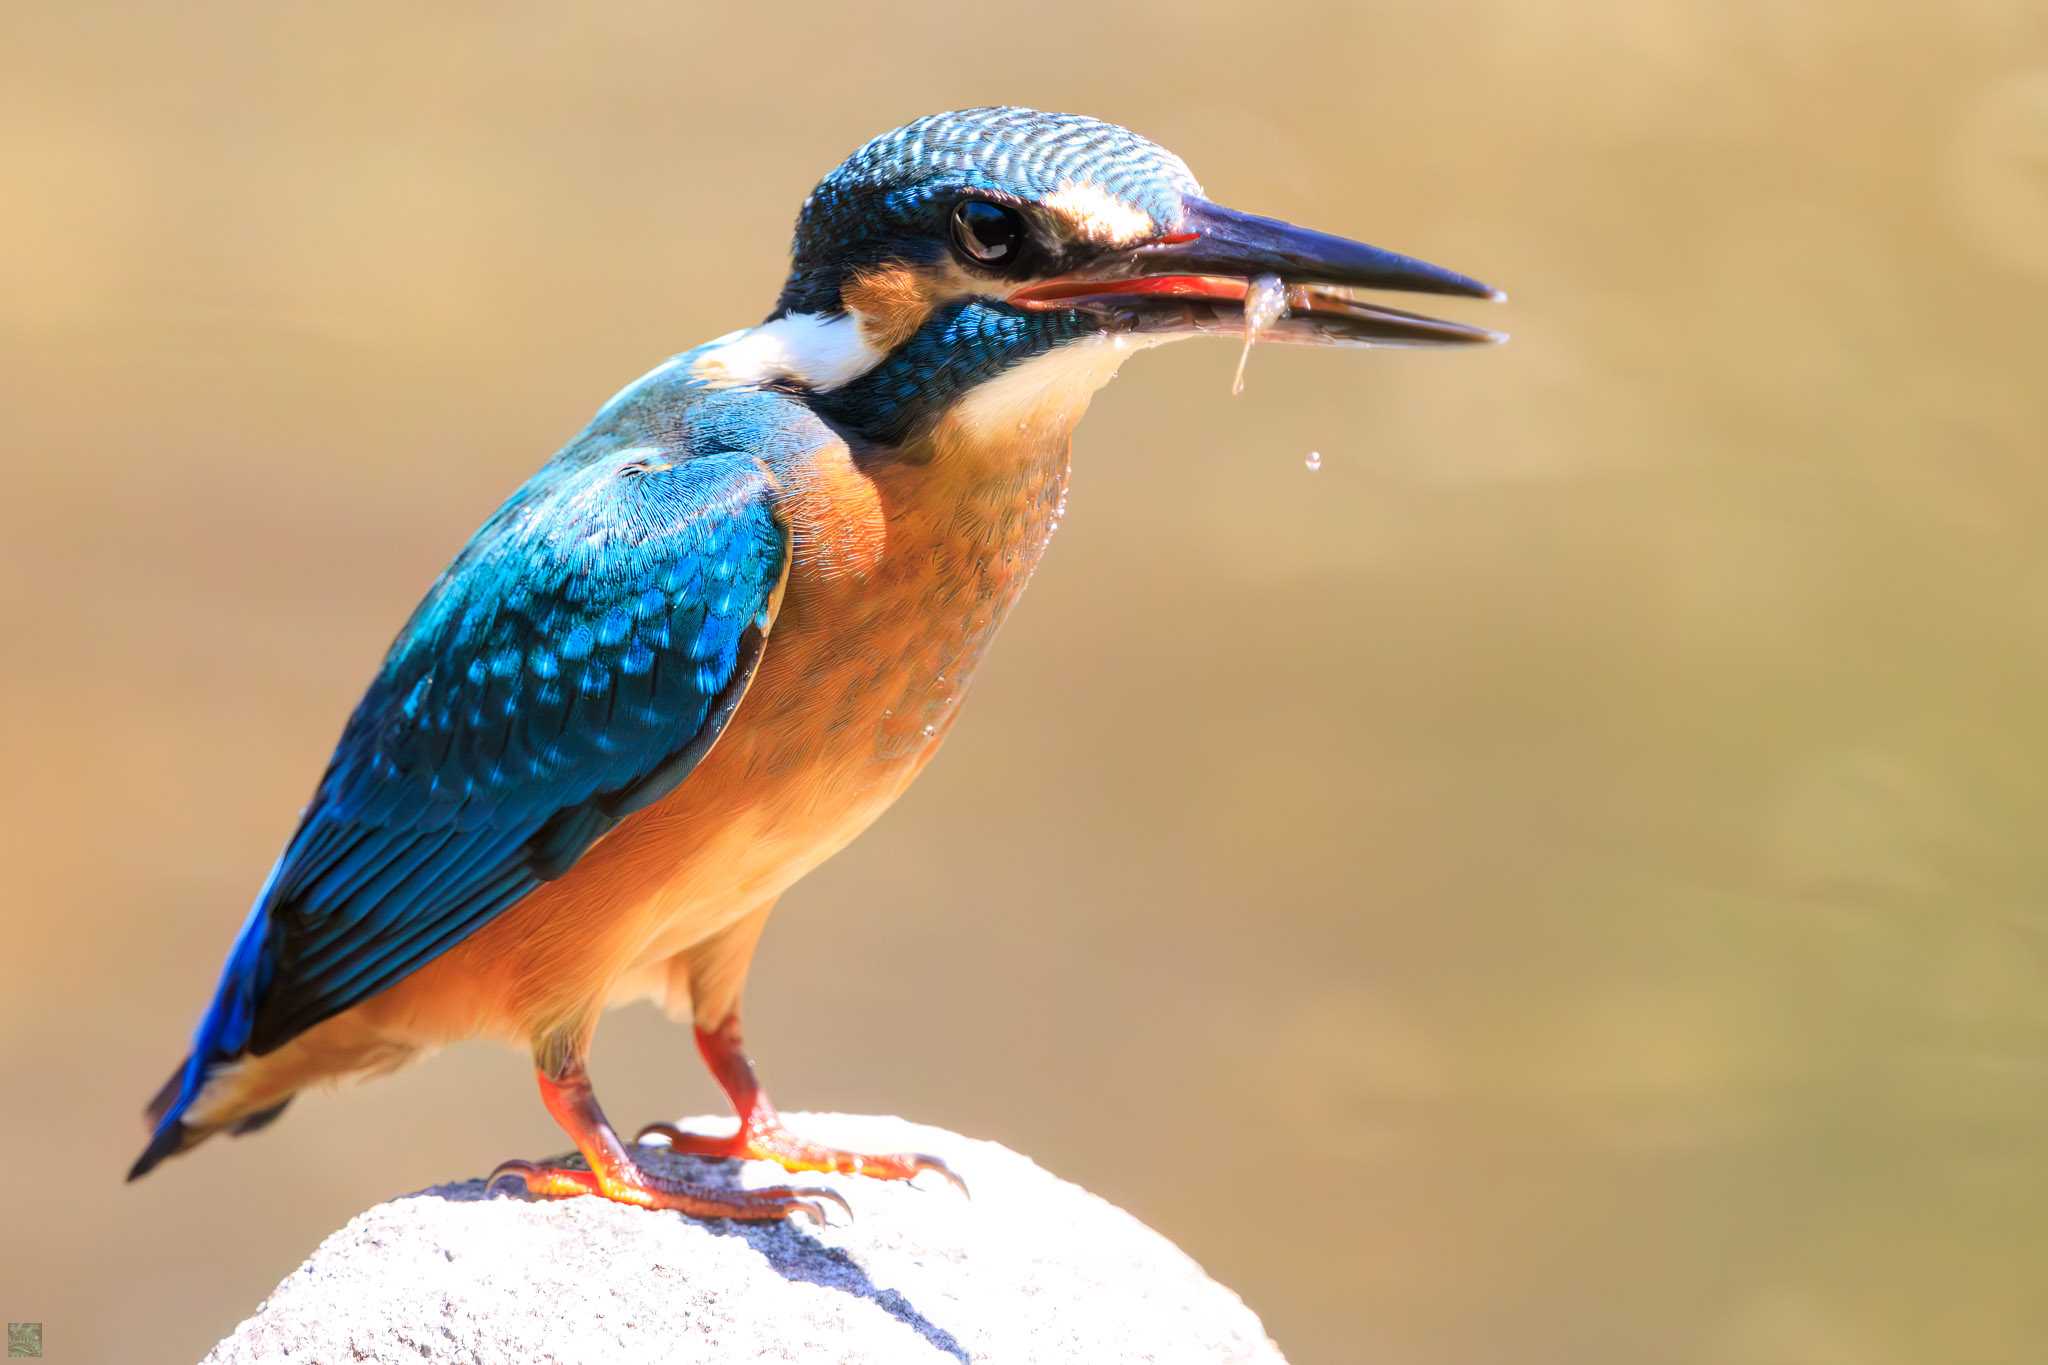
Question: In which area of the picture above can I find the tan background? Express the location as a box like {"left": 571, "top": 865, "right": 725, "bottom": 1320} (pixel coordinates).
{"left": 5, "top": 2, "right": 2048, "bottom": 1362}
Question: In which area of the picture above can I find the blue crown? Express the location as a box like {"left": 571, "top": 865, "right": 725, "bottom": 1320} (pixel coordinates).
{"left": 779, "top": 107, "right": 1203, "bottom": 312}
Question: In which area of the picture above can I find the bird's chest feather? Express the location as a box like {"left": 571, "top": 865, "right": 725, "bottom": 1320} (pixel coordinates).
{"left": 602, "top": 421, "right": 1073, "bottom": 951}
{"left": 772, "top": 430, "right": 1071, "bottom": 764}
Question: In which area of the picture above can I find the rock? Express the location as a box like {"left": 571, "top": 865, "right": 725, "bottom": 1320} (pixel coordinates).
{"left": 203, "top": 1113, "right": 1287, "bottom": 1365}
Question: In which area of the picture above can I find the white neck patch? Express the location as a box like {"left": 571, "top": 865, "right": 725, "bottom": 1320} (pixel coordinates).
{"left": 948, "top": 332, "right": 1171, "bottom": 441}
{"left": 688, "top": 312, "right": 881, "bottom": 392}
{"left": 682, "top": 307, "right": 1178, "bottom": 442}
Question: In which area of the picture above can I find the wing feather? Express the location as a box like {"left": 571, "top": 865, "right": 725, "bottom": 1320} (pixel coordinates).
{"left": 231, "top": 442, "right": 788, "bottom": 1055}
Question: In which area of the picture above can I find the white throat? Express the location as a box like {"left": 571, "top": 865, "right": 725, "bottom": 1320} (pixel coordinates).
{"left": 948, "top": 332, "right": 1167, "bottom": 440}
{"left": 684, "top": 311, "right": 1171, "bottom": 442}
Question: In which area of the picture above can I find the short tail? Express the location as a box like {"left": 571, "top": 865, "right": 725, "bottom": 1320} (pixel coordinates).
{"left": 128, "top": 1055, "right": 293, "bottom": 1182}
{"left": 127, "top": 1066, "right": 194, "bottom": 1181}
{"left": 130, "top": 869, "right": 290, "bottom": 1183}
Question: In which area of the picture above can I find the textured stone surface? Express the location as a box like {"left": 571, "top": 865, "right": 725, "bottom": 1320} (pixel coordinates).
{"left": 204, "top": 1114, "right": 1286, "bottom": 1365}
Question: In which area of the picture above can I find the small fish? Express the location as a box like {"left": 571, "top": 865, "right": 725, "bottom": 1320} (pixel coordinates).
{"left": 1232, "top": 273, "right": 1288, "bottom": 396}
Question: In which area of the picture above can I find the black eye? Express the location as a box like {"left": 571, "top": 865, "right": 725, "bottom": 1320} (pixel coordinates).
{"left": 950, "top": 199, "right": 1027, "bottom": 269}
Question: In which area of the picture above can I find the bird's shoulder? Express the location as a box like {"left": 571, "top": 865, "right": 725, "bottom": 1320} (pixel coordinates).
{"left": 392, "top": 354, "right": 844, "bottom": 681}
{"left": 561, "top": 341, "right": 885, "bottom": 577}
{"left": 584, "top": 336, "right": 847, "bottom": 463}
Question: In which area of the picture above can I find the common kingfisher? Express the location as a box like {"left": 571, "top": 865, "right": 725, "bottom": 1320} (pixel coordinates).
{"left": 132, "top": 107, "right": 1503, "bottom": 1223}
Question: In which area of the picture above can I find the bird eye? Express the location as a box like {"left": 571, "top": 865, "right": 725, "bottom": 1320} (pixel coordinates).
{"left": 950, "top": 199, "right": 1027, "bottom": 269}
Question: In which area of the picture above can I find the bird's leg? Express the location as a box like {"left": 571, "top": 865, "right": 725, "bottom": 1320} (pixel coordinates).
{"left": 488, "top": 1056, "right": 849, "bottom": 1224}
{"left": 637, "top": 1012, "right": 967, "bottom": 1195}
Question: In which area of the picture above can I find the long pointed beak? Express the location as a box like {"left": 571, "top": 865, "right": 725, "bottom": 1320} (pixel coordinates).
{"left": 1010, "top": 196, "right": 1507, "bottom": 348}
{"left": 1144, "top": 198, "right": 1503, "bottom": 301}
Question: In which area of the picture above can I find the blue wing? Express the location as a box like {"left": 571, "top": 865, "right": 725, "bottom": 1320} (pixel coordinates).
{"left": 246, "top": 454, "right": 785, "bottom": 1054}
{"left": 185, "top": 386, "right": 810, "bottom": 1088}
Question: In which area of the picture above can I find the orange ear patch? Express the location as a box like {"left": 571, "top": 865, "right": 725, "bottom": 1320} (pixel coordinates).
{"left": 842, "top": 265, "right": 936, "bottom": 352}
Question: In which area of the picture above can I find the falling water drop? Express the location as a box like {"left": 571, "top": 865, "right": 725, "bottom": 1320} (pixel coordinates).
{"left": 1305, "top": 450, "right": 1322, "bottom": 472}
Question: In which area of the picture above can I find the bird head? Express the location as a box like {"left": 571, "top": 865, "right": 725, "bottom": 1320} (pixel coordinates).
{"left": 689, "top": 106, "right": 1503, "bottom": 448}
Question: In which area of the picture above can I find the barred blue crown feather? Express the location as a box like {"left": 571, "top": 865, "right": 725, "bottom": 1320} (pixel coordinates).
{"left": 778, "top": 106, "right": 1204, "bottom": 314}
{"left": 139, "top": 382, "right": 837, "bottom": 1170}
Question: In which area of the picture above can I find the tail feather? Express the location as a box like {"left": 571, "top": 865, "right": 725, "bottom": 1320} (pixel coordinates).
{"left": 132, "top": 871, "right": 288, "bottom": 1184}
{"left": 129, "top": 1053, "right": 295, "bottom": 1182}
{"left": 128, "top": 1105, "right": 195, "bottom": 1182}
{"left": 131, "top": 1053, "right": 207, "bottom": 1182}
{"left": 143, "top": 1062, "right": 184, "bottom": 1128}
{"left": 229, "top": 1097, "right": 292, "bottom": 1136}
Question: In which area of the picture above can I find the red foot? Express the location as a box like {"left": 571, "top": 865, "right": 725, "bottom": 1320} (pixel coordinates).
{"left": 487, "top": 1155, "right": 847, "bottom": 1225}
{"left": 487, "top": 1062, "right": 849, "bottom": 1225}
{"left": 635, "top": 1116, "right": 967, "bottom": 1194}
{"left": 633, "top": 1014, "right": 969, "bottom": 1196}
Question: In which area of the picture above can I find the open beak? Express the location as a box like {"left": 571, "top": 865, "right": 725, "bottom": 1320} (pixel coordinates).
{"left": 1009, "top": 197, "right": 1506, "bottom": 348}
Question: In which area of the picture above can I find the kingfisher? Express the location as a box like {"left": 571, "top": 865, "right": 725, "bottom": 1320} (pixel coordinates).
{"left": 131, "top": 107, "right": 1503, "bottom": 1223}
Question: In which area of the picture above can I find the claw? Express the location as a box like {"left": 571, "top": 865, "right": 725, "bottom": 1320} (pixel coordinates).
{"left": 634, "top": 1121, "right": 696, "bottom": 1150}
{"left": 783, "top": 1186, "right": 853, "bottom": 1226}
{"left": 907, "top": 1153, "right": 970, "bottom": 1199}
{"left": 486, "top": 1157, "right": 601, "bottom": 1201}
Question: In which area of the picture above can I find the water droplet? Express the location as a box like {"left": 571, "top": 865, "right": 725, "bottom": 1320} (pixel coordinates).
{"left": 1305, "top": 450, "right": 1322, "bottom": 472}
{"left": 921, "top": 723, "right": 937, "bottom": 739}
{"left": 882, "top": 707, "right": 894, "bottom": 719}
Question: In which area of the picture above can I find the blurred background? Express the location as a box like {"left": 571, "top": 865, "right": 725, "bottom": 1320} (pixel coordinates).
{"left": 4, "top": 1, "right": 2047, "bottom": 1361}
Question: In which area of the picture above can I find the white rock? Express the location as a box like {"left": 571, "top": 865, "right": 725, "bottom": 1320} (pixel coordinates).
{"left": 204, "top": 1113, "right": 1287, "bottom": 1365}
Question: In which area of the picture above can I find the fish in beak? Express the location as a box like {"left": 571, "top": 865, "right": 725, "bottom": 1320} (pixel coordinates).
{"left": 1010, "top": 197, "right": 1506, "bottom": 348}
